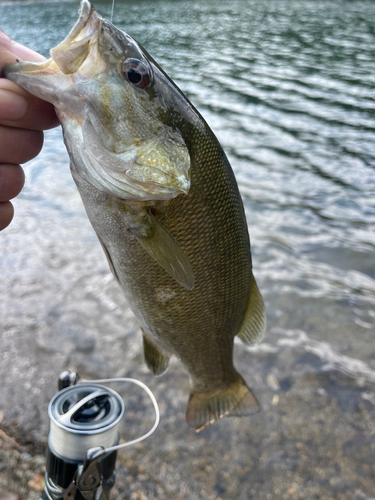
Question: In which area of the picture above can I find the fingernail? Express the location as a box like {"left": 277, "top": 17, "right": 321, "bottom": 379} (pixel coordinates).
{"left": 0, "top": 89, "right": 28, "bottom": 120}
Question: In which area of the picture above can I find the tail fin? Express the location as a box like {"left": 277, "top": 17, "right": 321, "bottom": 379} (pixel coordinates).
{"left": 186, "top": 375, "right": 260, "bottom": 432}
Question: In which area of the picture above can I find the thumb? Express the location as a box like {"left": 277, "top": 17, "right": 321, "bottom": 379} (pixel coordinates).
{"left": 0, "top": 30, "right": 59, "bottom": 130}
{"left": 0, "top": 29, "right": 46, "bottom": 73}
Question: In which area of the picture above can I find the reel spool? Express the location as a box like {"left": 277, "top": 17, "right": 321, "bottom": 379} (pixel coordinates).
{"left": 41, "top": 372, "right": 159, "bottom": 500}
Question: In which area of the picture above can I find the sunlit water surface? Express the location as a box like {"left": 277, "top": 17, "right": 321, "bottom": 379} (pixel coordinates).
{"left": 0, "top": 1, "right": 374, "bottom": 499}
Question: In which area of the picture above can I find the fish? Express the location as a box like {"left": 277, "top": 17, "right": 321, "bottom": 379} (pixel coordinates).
{"left": 4, "top": 0, "right": 266, "bottom": 431}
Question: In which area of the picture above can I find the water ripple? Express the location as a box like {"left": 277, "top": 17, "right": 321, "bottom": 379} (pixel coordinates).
{"left": 1, "top": 0, "right": 374, "bottom": 422}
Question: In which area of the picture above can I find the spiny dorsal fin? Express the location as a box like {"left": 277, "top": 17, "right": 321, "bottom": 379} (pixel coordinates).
{"left": 236, "top": 273, "right": 266, "bottom": 347}
{"left": 143, "top": 331, "right": 171, "bottom": 376}
{"left": 132, "top": 211, "right": 194, "bottom": 291}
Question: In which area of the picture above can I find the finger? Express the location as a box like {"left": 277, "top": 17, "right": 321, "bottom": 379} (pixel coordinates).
{"left": 0, "top": 200, "right": 14, "bottom": 231}
{"left": 0, "top": 163, "right": 25, "bottom": 201}
{"left": 0, "top": 79, "right": 59, "bottom": 131}
{"left": 0, "top": 29, "right": 45, "bottom": 69}
{"left": 0, "top": 30, "right": 59, "bottom": 131}
{"left": 0, "top": 125, "right": 43, "bottom": 164}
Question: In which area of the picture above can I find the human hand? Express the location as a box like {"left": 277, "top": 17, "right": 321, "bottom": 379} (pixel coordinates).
{"left": 0, "top": 30, "right": 59, "bottom": 231}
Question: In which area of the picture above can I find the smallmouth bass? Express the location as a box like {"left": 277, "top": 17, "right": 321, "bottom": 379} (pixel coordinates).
{"left": 4, "top": 0, "right": 266, "bottom": 431}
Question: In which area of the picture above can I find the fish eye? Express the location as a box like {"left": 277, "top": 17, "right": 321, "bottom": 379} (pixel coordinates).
{"left": 121, "top": 58, "right": 151, "bottom": 89}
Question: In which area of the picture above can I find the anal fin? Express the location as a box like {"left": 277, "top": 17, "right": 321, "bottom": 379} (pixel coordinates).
{"left": 143, "top": 331, "right": 171, "bottom": 376}
{"left": 186, "top": 375, "right": 259, "bottom": 432}
{"left": 236, "top": 273, "right": 266, "bottom": 347}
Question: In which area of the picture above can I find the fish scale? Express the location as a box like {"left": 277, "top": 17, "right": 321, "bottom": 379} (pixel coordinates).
{"left": 123, "top": 128, "right": 251, "bottom": 383}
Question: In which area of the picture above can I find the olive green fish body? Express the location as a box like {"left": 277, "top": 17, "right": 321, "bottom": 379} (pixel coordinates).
{"left": 75, "top": 123, "right": 250, "bottom": 387}
{"left": 4, "top": 0, "right": 266, "bottom": 431}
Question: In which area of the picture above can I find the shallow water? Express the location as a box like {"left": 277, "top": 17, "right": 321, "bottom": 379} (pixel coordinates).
{"left": 0, "top": 0, "right": 374, "bottom": 499}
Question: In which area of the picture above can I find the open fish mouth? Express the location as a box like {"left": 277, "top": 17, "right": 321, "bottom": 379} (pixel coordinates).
{"left": 49, "top": 0, "right": 101, "bottom": 75}
{"left": 4, "top": 0, "right": 102, "bottom": 80}
{"left": 4, "top": 0, "right": 192, "bottom": 201}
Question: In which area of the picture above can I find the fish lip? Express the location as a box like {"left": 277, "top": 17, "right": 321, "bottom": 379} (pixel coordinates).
{"left": 78, "top": 0, "right": 92, "bottom": 24}
{"left": 53, "top": 0, "right": 100, "bottom": 48}
{"left": 3, "top": 0, "right": 98, "bottom": 80}
{"left": 48, "top": 0, "right": 102, "bottom": 75}
{"left": 69, "top": 0, "right": 97, "bottom": 41}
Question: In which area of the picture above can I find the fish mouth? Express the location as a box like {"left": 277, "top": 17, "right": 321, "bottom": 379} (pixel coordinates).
{"left": 49, "top": 0, "right": 102, "bottom": 75}
{"left": 66, "top": 0, "right": 96, "bottom": 42}
{"left": 74, "top": 0, "right": 119, "bottom": 36}
{"left": 4, "top": 0, "right": 101, "bottom": 80}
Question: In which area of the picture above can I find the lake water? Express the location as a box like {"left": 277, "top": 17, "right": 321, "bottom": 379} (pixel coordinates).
{"left": 0, "top": 0, "right": 374, "bottom": 499}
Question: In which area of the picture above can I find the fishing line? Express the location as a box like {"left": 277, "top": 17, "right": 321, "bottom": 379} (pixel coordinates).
{"left": 79, "top": 376, "right": 160, "bottom": 450}
{"left": 110, "top": 0, "right": 116, "bottom": 22}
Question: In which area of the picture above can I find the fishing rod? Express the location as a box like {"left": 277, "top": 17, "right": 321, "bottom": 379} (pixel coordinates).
{"left": 39, "top": 371, "right": 160, "bottom": 500}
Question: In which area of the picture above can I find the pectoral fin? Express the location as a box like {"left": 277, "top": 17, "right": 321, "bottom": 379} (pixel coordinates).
{"left": 132, "top": 211, "right": 194, "bottom": 290}
{"left": 236, "top": 273, "right": 266, "bottom": 346}
{"left": 97, "top": 236, "right": 120, "bottom": 283}
{"left": 143, "top": 331, "right": 171, "bottom": 376}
